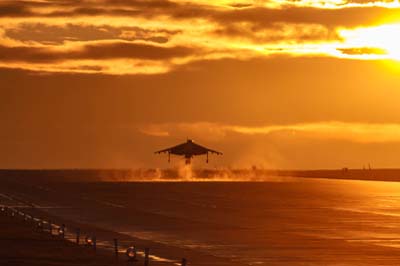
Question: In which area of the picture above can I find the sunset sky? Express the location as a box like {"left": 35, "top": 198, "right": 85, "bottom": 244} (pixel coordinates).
{"left": 2, "top": 0, "right": 400, "bottom": 169}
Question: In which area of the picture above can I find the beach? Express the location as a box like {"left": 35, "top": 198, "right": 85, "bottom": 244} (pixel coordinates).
{"left": 0, "top": 207, "right": 117, "bottom": 266}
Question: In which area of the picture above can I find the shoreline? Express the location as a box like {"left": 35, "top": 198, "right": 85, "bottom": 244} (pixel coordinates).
{"left": 0, "top": 207, "right": 118, "bottom": 266}
{"left": 2, "top": 168, "right": 400, "bottom": 183}
{"left": 0, "top": 186, "right": 234, "bottom": 266}
{"left": 0, "top": 205, "right": 225, "bottom": 266}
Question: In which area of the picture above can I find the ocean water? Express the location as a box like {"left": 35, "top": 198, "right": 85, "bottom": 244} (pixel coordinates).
{"left": 3, "top": 177, "right": 400, "bottom": 265}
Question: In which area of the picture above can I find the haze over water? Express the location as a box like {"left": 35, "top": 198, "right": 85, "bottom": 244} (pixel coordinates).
{"left": 4, "top": 175, "right": 400, "bottom": 265}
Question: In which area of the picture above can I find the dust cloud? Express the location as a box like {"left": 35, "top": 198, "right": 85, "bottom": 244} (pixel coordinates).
{"left": 110, "top": 166, "right": 297, "bottom": 182}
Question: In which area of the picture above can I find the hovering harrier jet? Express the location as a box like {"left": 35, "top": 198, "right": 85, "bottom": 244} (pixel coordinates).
{"left": 155, "top": 139, "right": 222, "bottom": 164}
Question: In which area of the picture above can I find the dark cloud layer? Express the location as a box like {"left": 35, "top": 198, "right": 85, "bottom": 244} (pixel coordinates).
{"left": 338, "top": 47, "right": 387, "bottom": 55}
{"left": 2, "top": 1, "right": 400, "bottom": 29}
{"left": 214, "top": 6, "right": 400, "bottom": 29}
{"left": 6, "top": 23, "right": 177, "bottom": 44}
{"left": 0, "top": 2, "right": 32, "bottom": 17}
{"left": 214, "top": 22, "right": 340, "bottom": 43}
{"left": 0, "top": 42, "right": 195, "bottom": 63}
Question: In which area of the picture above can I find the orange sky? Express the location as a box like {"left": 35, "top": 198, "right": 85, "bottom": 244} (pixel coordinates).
{"left": 2, "top": 0, "right": 400, "bottom": 169}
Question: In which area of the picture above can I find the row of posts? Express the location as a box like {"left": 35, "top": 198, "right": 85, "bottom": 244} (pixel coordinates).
{"left": 1, "top": 206, "right": 187, "bottom": 266}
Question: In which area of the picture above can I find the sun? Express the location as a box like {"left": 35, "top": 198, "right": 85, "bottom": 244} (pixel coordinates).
{"left": 339, "top": 24, "right": 400, "bottom": 60}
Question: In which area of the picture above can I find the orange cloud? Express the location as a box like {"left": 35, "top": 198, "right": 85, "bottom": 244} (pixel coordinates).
{"left": 338, "top": 47, "right": 387, "bottom": 55}
{"left": 2, "top": 0, "right": 400, "bottom": 74}
{"left": 140, "top": 122, "right": 400, "bottom": 143}
{"left": 0, "top": 41, "right": 196, "bottom": 62}
{"left": 5, "top": 23, "right": 177, "bottom": 44}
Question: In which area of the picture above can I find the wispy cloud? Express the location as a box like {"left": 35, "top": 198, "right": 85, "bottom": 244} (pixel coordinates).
{"left": 140, "top": 121, "right": 400, "bottom": 143}
{"left": 0, "top": 41, "right": 196, "bottom": 62}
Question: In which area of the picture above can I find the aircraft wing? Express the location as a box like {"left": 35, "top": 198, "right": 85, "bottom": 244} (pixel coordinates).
{"left": 205, "top": 147, "right": 223, "bottom": 155}
{"left": 154, "top": 143, "right": 186, "bottom": 154}
{"left": 154, "top": 148, "right": 171, "bottom": 154}
{"left": 190, "top": 142, "right": 223, "bottom": 155}
{"left": 155, "top": 141, "right": 222, "bottom": 156}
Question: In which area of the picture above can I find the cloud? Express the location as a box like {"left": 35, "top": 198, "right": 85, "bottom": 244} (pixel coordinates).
{"left": 3, "top": 0, "right": 400, "bottom": 30}
{"left": 0, "top": 0, "right": 185, "bottom": 18}
{"left": 338, "top": 47, "right": 387, "bottom": 55}
{"left": 1, "top": 0, "right": 400, "bottom": 74}
{"left": 0, "top": 2, "right": 33, "bottom": 17}
{"left": 213, "top": 22, "right": 340, "bottom": 44}
{"left": 140, "top": 125, "right": 170, "bottom": 137}
{"left": 140, "top": 121, "right": 400, "bottom": 143}
{"left": 0, "top": 41, "right": 196, "bottom": 63}
{"left": 5, "top": 23, "right": 178, "bottom": 45}
{"left": 212, "top": 6, "right": 400, "bottom": 29}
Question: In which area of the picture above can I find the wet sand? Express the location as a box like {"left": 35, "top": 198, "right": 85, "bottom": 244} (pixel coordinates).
{"left": 0, "top": 205, "right": 203, "bottom": 266}
{"left": 0, "top": 209, "right": 117, "bottom": 266}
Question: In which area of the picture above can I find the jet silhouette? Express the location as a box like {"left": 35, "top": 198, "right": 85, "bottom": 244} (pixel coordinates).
{"left": 155, "top": 139, "right": 222, "bottom": 164}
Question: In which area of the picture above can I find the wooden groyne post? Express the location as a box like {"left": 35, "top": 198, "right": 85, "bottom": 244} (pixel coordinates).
{"left": 181, "top": 258, "right": 187, "bottom": 266}
{"left": 49, "top": 220, "right": 53, "bottom": 235}
{"left": 93, "top": 236, "right": 97, "bottom": 252}
{"left": 59, "top": 224, "right": 65, "bottom": 239}
{"left": 76, "top": 228, "right": 80, "bottom": 244}
{"left": 113, "top": 238, "right": 118, "bottom": 258}
{"left": 144, "top": 248, "right": 150, "bottom": 266}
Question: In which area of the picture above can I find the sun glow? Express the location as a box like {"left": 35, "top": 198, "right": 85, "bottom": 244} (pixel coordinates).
{"left": 339, "top": 24, "right": 400, "bottom": 60}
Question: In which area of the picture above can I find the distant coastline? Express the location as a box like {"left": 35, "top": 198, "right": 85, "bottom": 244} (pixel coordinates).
{"left": 1, "top": 168, "right": 400, "bottom": 182}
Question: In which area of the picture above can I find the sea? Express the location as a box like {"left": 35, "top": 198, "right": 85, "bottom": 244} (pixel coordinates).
{"left": 2, "top": 175, "right": 400, "bottom": 265}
